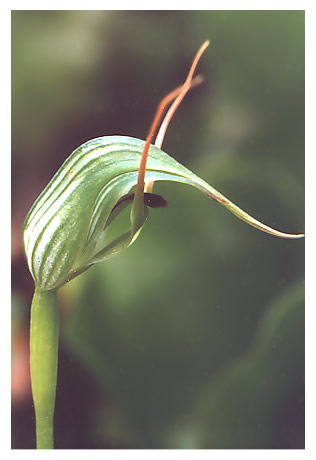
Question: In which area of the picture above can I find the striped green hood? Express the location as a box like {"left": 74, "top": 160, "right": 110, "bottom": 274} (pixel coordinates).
{"left": 23, "top": 135, "right": 304, "bottom": 291}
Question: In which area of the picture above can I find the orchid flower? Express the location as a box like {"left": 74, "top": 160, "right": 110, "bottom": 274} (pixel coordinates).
{"left": 22, "top": 40, "right": 304, "bottom": 449}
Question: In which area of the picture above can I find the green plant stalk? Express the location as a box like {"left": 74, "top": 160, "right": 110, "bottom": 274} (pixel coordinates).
{"left": 30, "top": 288, "right": 59, "bottom": 449}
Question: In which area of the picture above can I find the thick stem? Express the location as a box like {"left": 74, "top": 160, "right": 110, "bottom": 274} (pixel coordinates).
{"left": 30, "top": 288, "right": 59, "bottom": 449}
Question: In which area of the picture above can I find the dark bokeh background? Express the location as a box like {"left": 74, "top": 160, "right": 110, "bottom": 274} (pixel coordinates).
{"left": 11, "top": 10, "right": 305, "bottom": 449}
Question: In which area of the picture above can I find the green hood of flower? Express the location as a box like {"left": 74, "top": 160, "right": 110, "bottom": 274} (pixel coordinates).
{"left": 23, "top": 135, "right": 303, "bottom": 291}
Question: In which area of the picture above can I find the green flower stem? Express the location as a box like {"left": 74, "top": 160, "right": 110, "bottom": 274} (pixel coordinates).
{"left": 30, "top": 288, "right": 59, "bottom": 449}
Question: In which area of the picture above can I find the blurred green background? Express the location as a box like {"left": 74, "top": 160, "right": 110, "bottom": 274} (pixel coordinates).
{"left": 11, "top": 10, "right": 304, "bottom": 449}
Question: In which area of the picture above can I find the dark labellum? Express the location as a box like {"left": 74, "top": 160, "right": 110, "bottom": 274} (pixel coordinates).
{"left": 111, "top": 192, "right": 168, "bottom": 213}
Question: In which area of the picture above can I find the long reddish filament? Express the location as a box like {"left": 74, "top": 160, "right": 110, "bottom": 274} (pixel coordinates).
{"left": 145, "top": 74, "right": 204, "bottom": 193}
{"left": 135, "top": 40, "right": 210, "bottom": 200}
{"left": 135, "top": 80, "right": 196, "bottom": 194}
{"left": 155, "top": 40, "right": 210, "bottom": 149}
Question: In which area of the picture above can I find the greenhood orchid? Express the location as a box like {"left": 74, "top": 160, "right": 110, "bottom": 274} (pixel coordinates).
{"left": 22, "top": 40, "right": 304, "bottom": 449}
{"left": 23, "top": 40, "right": 303, "bottom": 292}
